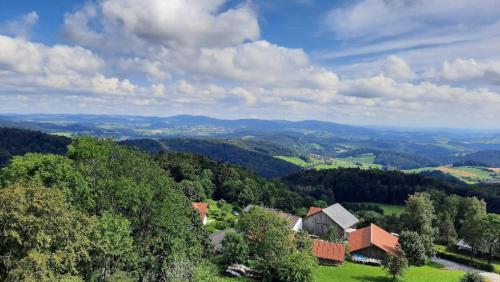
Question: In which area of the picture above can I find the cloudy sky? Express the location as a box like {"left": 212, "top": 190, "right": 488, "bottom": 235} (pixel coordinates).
{"left": 0, "top": 0, "right": 500, "bottom": 128}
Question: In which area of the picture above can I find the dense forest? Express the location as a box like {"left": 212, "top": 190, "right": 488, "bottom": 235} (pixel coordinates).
{"left": 460, "top": 150, "right": 500, "bottom": 167}
{"left": 285, "top": 168, "right": 500, "bottom": 213}
{"left": 0, "top": 128, "right": 70, "bottom": 166}
{"left": 122, "top": 138, "right": 301, "bottom": 178}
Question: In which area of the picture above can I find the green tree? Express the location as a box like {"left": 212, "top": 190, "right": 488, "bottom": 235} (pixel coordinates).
{"left": 220, "top": 231, "right": 249, "bottom": 265}
{"left": 402, "top": 192, "right": 437, "bottom": 238}
{"left": 0, "top": 153, "right": 93, "bottom": 211}
{"left": 459, "top": 197, "right": 487, "bottom": 261}
{"left": 438, "top": 212, "right": 458, "bottom": 246}
{"left": 0, "top": 181, "right": 95, "bottom": 281}
{"left": 398, "top": 231, "right": 427, "bottom": 266}
{"left": 382, "top": 247, "right": 408, "bottom": 281}
{"left": 323, "top": 225, "right": 343, "bottom": 243}
{"left": 295, "top": 231, "right": 312, "bottom": 252}
{"left": 479, "top": 214, "right": 500, "bottom": 265}
{"left": 89, "top": 212, "right": 136, "bottom": 280}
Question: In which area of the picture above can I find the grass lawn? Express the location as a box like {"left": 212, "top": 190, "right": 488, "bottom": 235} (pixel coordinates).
{"left": 358, "top": 202, "right": 405, "bottom": 216}
{"left": 435, "top": 244, "right": 500, "bottom": 274}
{"left": 315, "top": 262, "right": 464, "bottom": 282}
{"left": 275, "top": 156, "right": 310, "bottom": 167}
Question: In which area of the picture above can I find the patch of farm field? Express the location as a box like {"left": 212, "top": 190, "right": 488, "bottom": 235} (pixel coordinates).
{"left": 358, "top": 202, "right": 405, "bottom": 216}
{"left": 275, "top": 156, "right": 310, "bottom": 167}
{"left": 315, "top": 262, "right": 464, "bottom": 282}
{"left": 405, "top": 166, "right": 498, "bottom": 184}
{"left": 276, "top": 155, "right": 382, "bottom": 170}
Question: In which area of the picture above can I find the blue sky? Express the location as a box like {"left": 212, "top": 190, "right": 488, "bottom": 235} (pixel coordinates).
{"left": 0, "top": 0, "right": 500, "bottom": 128}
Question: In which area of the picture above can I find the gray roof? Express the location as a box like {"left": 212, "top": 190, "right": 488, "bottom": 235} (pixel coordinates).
{"left": 322, "top": 203, "right": 359, "bottom": 229}
{"left": 209, "top": 228, "right": 235, "bottom": 251}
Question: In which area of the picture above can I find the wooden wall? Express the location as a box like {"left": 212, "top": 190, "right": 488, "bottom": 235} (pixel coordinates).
{"left": 303, "top": 211, "right": 343, "bottom": 237}
{"left": 352, "top": 246, "right": 387, "bottom": 260}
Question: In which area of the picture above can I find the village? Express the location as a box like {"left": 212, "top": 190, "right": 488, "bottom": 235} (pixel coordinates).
{"left": 191, "top": 199, "right": 500, "bottom": 282}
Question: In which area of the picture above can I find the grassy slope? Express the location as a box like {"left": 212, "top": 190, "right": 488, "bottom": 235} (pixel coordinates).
{"left": 275, "top": 154, "right": 382, "bottom": 170}
{"left": 315, "top": 262, "right": 464, "bottom": 282}
{"left": 359, "top": 202, "right": 405, "bottom": 216}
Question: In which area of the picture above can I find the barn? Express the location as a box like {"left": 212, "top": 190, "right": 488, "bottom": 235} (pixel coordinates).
{"left": 303, "top": 204, "right": 359, "bottom": 237}
{"left": 348, "top": 223, "right": 399, "bottom": 261}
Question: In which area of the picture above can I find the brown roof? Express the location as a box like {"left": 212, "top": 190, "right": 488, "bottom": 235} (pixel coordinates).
{"left": 312, "top": 239, "right": 345, "bottom": 262}
{"left": 348, "top": 224, "right": 398, "bottom": 256}
{"left": 191, "top": 202, "right": 208, "bottom": 221}
{"left": 307, "top": 206, "right": 322, "bottom": 217}
{"left": 262, "top": 207, "right": 301, "bottom": 229}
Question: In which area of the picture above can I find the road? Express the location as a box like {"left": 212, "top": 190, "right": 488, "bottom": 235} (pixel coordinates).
{"left": 432, "top": 257, "right": 500, "bottom": 282}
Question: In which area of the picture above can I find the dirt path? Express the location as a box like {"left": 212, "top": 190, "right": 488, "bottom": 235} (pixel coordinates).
{"left": 432, "top": 257, "right": 500, "bottom": 282}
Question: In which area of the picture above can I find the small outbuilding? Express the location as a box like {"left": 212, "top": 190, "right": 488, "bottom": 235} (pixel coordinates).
{"left": 209, "top": 228, "right": 235, "bottom": 252}
{"left": 312, "top": 239, "right": 345, "bottom": 265}
{"left": 348, "top": 223, "right": 399, "bottom": 260}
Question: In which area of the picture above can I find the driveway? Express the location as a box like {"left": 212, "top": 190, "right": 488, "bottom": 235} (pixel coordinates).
{"left": 432, "top": 257, "right": 500, "bottom": 282}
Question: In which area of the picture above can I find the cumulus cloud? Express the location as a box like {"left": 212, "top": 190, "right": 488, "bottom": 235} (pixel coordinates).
{"left": 424, "top": 58, "right": 500, "bottom": 85}
{"left": 2, "top": 11, "right": 38, "bottom": 39}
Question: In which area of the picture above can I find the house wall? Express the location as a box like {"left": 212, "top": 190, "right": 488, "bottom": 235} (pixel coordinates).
{"left": 303, "top": 211, "right": 342, "bottom": 237}
{"left": 352, "top": 246, "right": 387, "bottom": 260}
{"left": 317, "top": 258, "right": 343, "bottom": 266}
{"left": 293, "top": 218, "right": 303, "bottom": 232}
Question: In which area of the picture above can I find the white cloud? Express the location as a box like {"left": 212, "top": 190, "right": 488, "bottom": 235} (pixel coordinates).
{"left": 325, "top": 0, "right": 500, "bottom": 40}
{"left": 424, "top": 58, "right": 500, "bottom": 85}
{"left": 64, "top": 0, "right": 259, "bottom": 51}
{"left": 2, "top": 11, "right": 38, "bottom": 39}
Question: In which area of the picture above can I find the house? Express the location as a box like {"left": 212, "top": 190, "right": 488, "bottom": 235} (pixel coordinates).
{"left": 192, "top": 202, "right": 208, "bottom": 225}
{"left": 303, "top": 204, "right": 359, "bottom": 237}
{"left": 312, "top": 239, "right": 345, "bottom": 265}
{"left": 348, "top": 223, "right": 399, "bottom": 260}
{"left": 243, "top": 205, "right": 303, "bottom": 232}
{"left": 209, "top": 228, "right": 235, "bottom": 252}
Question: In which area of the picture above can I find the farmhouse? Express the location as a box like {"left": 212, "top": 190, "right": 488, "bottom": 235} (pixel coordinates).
{"left": 191, "top": 202, "right": 208, "bottom": 225}
{"left": 348, "top": 223, "right": 399, "bottom": 260}
{"left": 303, "top": 203, "right": 359, "bottom": 237}
{"left": 312, "top": 239, "right": 345, "bottom": 265}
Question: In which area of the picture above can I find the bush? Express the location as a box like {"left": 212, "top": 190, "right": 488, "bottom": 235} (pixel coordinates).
{"left": 460, "top": 271, "right": 485, "bottom": 282}
{"left": 436, "top": 252, "right": 494, "bottom": 272}
{"left": 274, "top": 251, "right": 317, "bottom": 282}
{"left": 221, "top": 231, "right": 249, "bottom": 265}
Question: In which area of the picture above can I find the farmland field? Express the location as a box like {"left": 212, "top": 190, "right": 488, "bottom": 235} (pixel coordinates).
{"left": 406, "top": 165, "right": 499, "bottom": 184}
{"left": 315, "top": 262, "right": 464, "bottom": 282}
{"left": 275, "top": 154, "right": 382, "bottom": 170}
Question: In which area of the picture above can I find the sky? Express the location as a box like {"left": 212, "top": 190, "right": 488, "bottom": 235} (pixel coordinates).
{"left": 0, "top": 0, "right": 500, "bottom": 128}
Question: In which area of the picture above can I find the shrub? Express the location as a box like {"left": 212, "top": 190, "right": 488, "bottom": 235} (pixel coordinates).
{"left": 274, "top": 251, "right": 317, "bottom": 282}
{"left": 221, "top": 231, "right": 249, "bottom": 265}
{"left": 460, "top": 271, "right": 485, "bottom": 282}
{"left": 436, "top": 252, "right": 494, "bottom": 272}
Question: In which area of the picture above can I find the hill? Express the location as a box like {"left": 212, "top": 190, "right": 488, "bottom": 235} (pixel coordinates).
{"left": 122, "top": 138, "right": 302, "bottom": 178}
{"left": 0, "top": 127, "right": 71, "bottom": 167}
{"left": 460, "top": 150, "right": 500, "bottom": 167}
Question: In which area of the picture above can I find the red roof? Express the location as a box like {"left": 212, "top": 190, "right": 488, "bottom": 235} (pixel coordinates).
{"left": 348, "top": 224, "right": 398, "bottom": 256}
{"left": 307, "top": 206, "right": 322, "bottom": 217}
{"left": 312, "top": 239, "right": 345, "bottom": 262}
{"left": 191, "top": 202, "right": 208, "bottom": 221}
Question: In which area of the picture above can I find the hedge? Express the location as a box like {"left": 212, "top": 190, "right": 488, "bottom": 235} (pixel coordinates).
{"left": 436, "top": 251, "right": 494, "bottom": 273}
